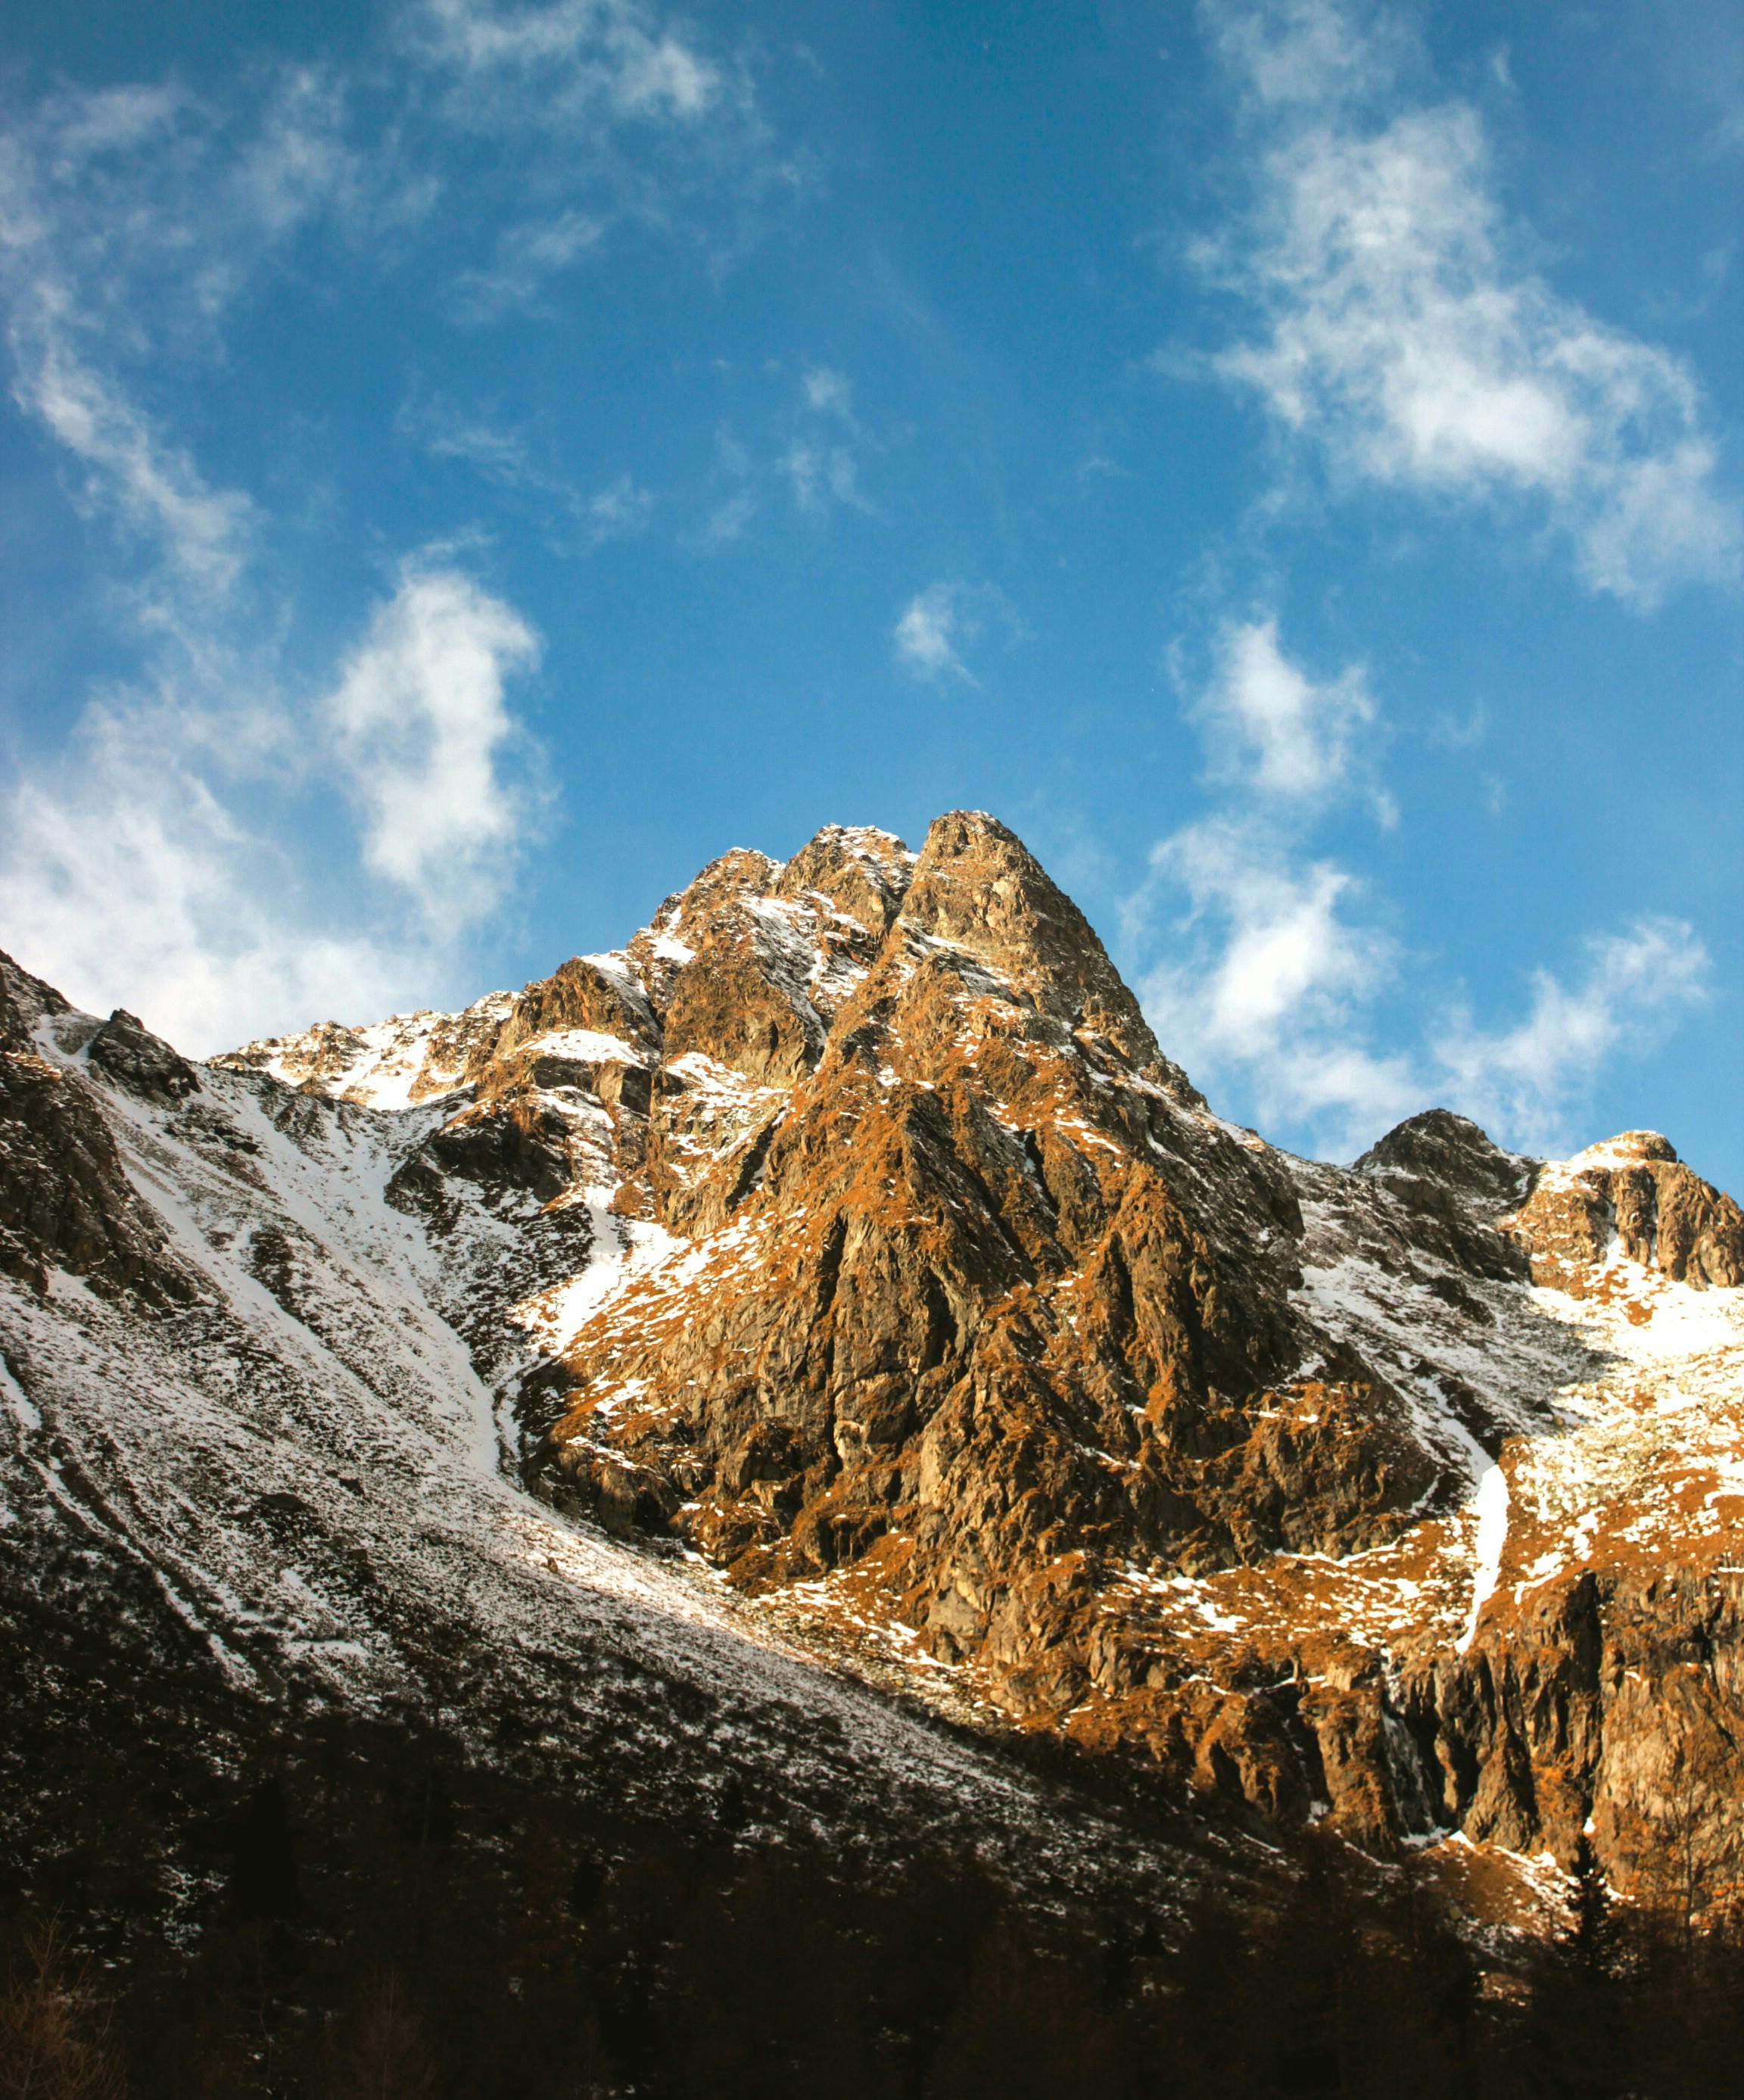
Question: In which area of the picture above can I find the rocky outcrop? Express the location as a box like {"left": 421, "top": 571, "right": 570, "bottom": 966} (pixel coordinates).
{"left": 1353, "top": 1109, "right": 1533, "bottom": 1282}
{"left": 216, "top": 991, "right": 518, "bottom": 1106}
{"left": 1403, "top": 1561, "right": 1744, "bottom": 1911}
{"left": 86, "top": 1008, "right": 203, "bottom": 1104}
{"left": 1505, "top": 1132, "right": 1744, "bottom": 1292}
{"left": 434, "top": 818, "right": 1545, "bottom": 1856}
{"left": 4, "top": 959, "right": 1210, "bottom": 1982}
{"left": 0, "top": 949, "right": 71, "bottom": 1055}
{"left": 540, "top": 816, "right": 1437, "bottom": 1645}
{"left": 0, "top": 959, "right": 190, "bottom": 1304}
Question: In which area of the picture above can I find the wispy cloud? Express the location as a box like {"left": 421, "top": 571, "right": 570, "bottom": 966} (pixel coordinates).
{"left": 0, "top": 562, "right": 545, "bottom": 1053}
{"left": 1197, "top": 0, "right": 1742, "bottom": 607}
{"left": 450, "top": 208, "right": 605, "bottom": 321}
{"left": 398, "top": 391, "right": 656, "bottom": 545}
{"left": 783, "top": 440, "right": 863, "bottom": 513}
{"left": 0, "top": 2, "right": 787, "bottom": 1054}
{"left": 1651, "top": 0, "right": 1744, "bottom": 160}
{"left": 400, "top": 394, "right": 537, "bottom": 484}
{"left": 0, "top": 0, "right": 782, "bottom": 603}
{"left": 1436, "top": 917, "right": 1710, "bottom": 1144}
{"left": 893, "top": 581, "right": 989, "bottom": 687}
{"left": 696, "top": 365, "right": 873, "bottom": 545}
{"left": 20, "top": 341, "right": 254, "bottom": 599}
{"left": 1138, "top": 812, "right": 1416, "bottom": 1136}
{"left": 1132, "top": 612, "right": 1709, "bottom": 1154}
{"left": 781, "top": 363, "right": 872, "bottom": 516}
{"left": 801, "top": 365, "right": 852, "bottom": 416}
{"left": 0, "top": 71, "right": 359, "bottom": 609}
{"left": 395, "top": 0, "right": 794, "bottom": 282}
{"left": 1202, "top": 0, "right": 1418, "bottom": 111}
{"left": 405, "top": 0, "right": 727, "bottom": 127}
{"left": 1192, "top": 614, "right": 1382, "bottom": 809}
{"left": 0, "top": 702, "right": 416, "bottom": 1057}
{"left": 703, "top": 488, "right": 758, "bottom": 544}
{"left": 581, "top": 472, "right": 656, "bottom": 541}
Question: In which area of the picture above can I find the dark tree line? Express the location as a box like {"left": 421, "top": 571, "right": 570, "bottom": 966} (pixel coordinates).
{"left": 8, "top": 1561, "right": 1744, "bottom": 2100}
{"left": 11, "top": 1739, "right": 1744, "bottom": 2100}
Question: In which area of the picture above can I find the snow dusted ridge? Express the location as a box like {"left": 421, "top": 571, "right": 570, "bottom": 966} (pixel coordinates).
{"left": 216, "top": 824, "right": 918, "bottom": 1117}
{"left": 220, "top": 991, "right": 517, "bottom": 1109}
{"left": 0, "top": 983, "right": 1197, "bottom": 1908}
{"left": 1129, "top": 1133, "right": 1744, "bottom": 1662}
{"left": 8, "top": 815, "right": 1744, "bottom": 1910}
{"left": 197, "top": 828, "right": 1744, "bottom": 1858}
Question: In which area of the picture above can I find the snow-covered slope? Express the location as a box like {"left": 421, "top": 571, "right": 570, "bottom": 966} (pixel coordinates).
{"left": 7, "top": 812, "right": 1744, "bottom": 1926}
{"left": 0, "top": 943, "right": 1226, "bottom": 1942}
{"left": 220, "top": 992, "right": 518, "bottom": 1108}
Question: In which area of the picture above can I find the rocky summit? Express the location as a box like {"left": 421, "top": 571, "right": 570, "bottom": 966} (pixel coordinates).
{"left": 8, "top": 812, "right": 1744, "bottom": 1942}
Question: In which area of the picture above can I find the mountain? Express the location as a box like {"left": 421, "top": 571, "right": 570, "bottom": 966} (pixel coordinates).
{"left": 6, "top": 809, "right": 1744, "bottom": 2008}
{"left": 0, "top": 911, "right": 1207, "bottom": 1921}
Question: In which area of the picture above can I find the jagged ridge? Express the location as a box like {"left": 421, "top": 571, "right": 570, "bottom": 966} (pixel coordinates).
{"left": 9, "top": 811, "right": 1744, "bottom": 1921}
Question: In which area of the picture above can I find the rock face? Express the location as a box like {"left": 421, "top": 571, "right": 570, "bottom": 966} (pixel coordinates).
{"left": 1503, "top": 1132, "right": 1744, "bottom": 1292}
{"left": 8, "top": 811, "right": 1744, "bottom": 1921}
{"left": 535, "top": 817, "right": 1445, "bottom": 1687}
{"left": 229, "top": 812, "right": 1744, "bottom": 1902}
{"left": 1, "top": 957, "right": 191, "bottom": 1302}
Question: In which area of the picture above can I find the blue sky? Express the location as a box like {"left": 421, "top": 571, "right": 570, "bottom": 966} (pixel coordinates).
{"left": 2, "top": 0, "right": 1739, "bottom": 1182}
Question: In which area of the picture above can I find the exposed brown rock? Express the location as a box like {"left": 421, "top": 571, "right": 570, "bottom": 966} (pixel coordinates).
{"left": 478, "top": 955, "right": 659, "bottom": 1075}
{"left": 533, "top": 814, "right": 1481, "bottom": 1790}
{"left": 86, "top": 1008, "right": 202, "bottom": 1104}
{"left": 1506, "top": 1133, "right": 1744, "bottom": 1292}
{"left": 0, "top": 949, "right": 71, "bottom": 1055}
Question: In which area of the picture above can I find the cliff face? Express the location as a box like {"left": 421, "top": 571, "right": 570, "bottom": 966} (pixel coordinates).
{"left": 11, "top": 812, "right": 1744, "bottom": 1918}
{"left": 521, "top": 818, "right": 1478, "bottom": 1720}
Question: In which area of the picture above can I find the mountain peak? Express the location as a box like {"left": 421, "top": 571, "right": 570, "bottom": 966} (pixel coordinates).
{"left": 899, "top": 809, "right": 1160, "bottom": 1069}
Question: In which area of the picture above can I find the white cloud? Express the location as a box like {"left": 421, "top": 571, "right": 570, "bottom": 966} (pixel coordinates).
{"left": 0, "top": 68, "right": 369, "bottom": 610}
{"left": 0, "top": 564, "right": 545, "bottom": 1054}
{"left": 399, "top": 393, "right": 656, "bottom": 545}
{"left": 1133, "top": 614, "right": 1711, "bottom": 1155}
{"left": 1201, "top": 0, "right": 1415, "bottom": 112}
{"left": 581, "top": 471, "right": 655, "bottom": 541}
{"left": 0, "top": 697, "right": 418, "bottom": 1056}
{"left": 1137, "top": 815, "right": 1416, "bottom": 1141}
{"left": 704, "top": 488, "right": 758, "bottom": 543}
{"left": 406, "top": 0, "right": 725, "bottom": 127}
{"left": 1155, "top": 821, "right": 1384, "bottom": 1045}
{"left": 325, "top": 567, "right": 540, "bottom": 921}
{"left": 0, "top": 14, "right": 770, "bottom": 1055}
{"left": 1435, "top": 917, "right": 1710, "bottom": 1148}
{"left": 694, "top": 369, "right": 870, "bottom": 544}
{"left": 18, "top": 338, "right": 253, "bottom": 597}
{"left": 396, "top": 0, "right": 789, "bottom": 310}
{"left": 1201, "top": 1, "right": 1741, "bottom": 606}
{"left": 451, "top": 207, "right": 605, "bottom": 320}
{"left": 215, "top": 66, "right": 363, "bottom": 260}
{"left": 400, "top": 394, "right": 536, "bottom": 483}
{"left": 893, "top": 582, "right": 983, "bottom": 687}
{"left": 802, "top": 365, "right": 852, "bottom": 416}
{"left": 782, "top": 364, "right": 870, "bottom": 516}
{"left": 1194, "top": 615, "right": 1377, "bottom": 803}
{"left": 783, "top": 440, "right": 862, "bottom": 513}
{"left": 0, "top": 8, "right": 774, "bottom": 598}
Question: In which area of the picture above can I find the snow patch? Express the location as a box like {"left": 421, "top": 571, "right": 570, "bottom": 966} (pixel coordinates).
{"left": 1459, "top": 1462, "right": 1510, "bottom": 1654}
